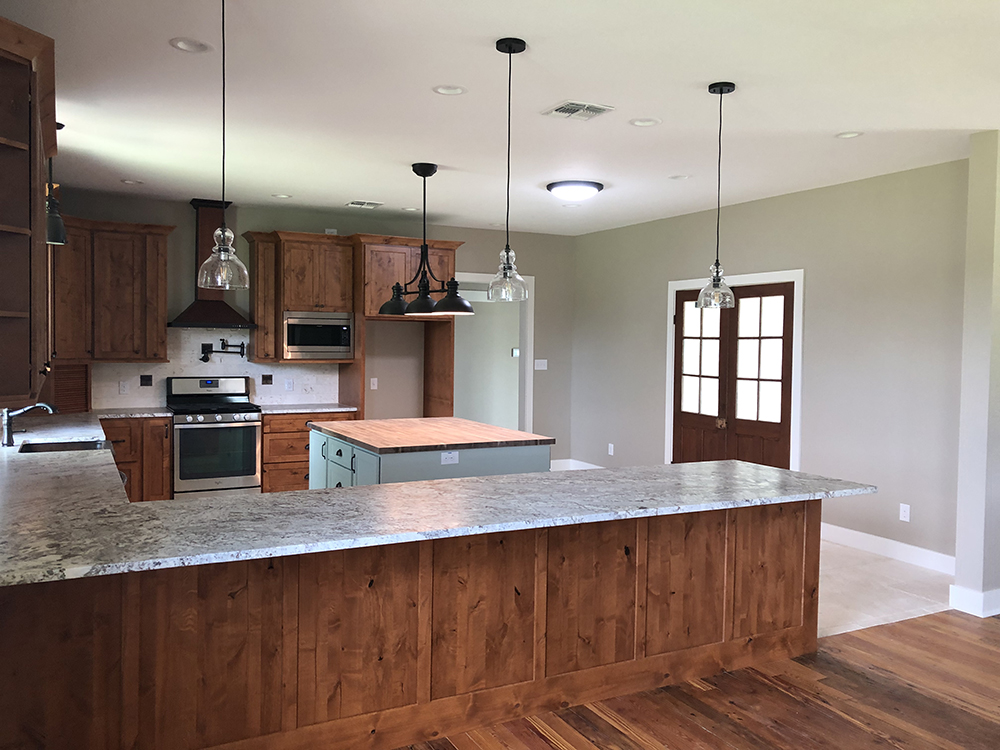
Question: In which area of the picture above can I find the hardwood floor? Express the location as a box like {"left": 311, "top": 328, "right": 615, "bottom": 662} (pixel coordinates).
{"left": 398, "top": 611, "right": 1000, "bottom": 749}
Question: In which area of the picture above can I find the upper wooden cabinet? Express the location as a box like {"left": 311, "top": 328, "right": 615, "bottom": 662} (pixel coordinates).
{"left": 353, "top": 235, "right": 461, "bottom": 317}
{"left": 57, "top": 217, "right": 174, "bottom": 363}
{"left": 276, "top": 232, "right": 353, "bottom": 313}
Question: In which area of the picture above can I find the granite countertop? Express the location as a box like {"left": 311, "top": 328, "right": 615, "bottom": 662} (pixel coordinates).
{"left": 309, "top": 417, "right": 556, "bottom": 454}
{"left": 259, "top": 403, "right": 357, "bottom": 415}
{"left": 93, "top": 408, "right": 174, "bottom": 419}
{"left": 0, "top": 413, "right": 876, "bottom": 588}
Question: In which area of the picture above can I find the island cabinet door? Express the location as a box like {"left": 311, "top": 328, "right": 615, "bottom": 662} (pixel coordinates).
{"left": 308, "top": 432, "right": 328, "bottom": 489}
{"left": 327, "top": 461, "right": 353, "bottom": 489}
{"left": 353, "top": 448, "right": 380, "bottom": 486}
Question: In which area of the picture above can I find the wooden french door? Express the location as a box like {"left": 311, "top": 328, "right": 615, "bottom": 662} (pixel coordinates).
{"left": 672, "top": 282, "right": 794, "bottom": 468}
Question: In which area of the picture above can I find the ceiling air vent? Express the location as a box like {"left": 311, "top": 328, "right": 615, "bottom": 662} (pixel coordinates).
{"left": 345, "top": 200, "right": 383, "bottom": 209}
{"left": 542, "top": 100, "right": 615, "bottom": 121}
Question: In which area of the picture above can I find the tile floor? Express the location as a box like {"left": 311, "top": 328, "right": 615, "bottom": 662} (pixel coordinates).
{"left": 817, "top": 540, "right": 953, "bottom": 637}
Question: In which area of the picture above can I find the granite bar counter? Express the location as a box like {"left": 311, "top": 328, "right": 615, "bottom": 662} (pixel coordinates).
{"left": 0, "top": 413, "right": 875, "bottom": 750}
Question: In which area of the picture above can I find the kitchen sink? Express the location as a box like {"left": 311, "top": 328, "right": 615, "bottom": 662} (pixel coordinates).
{"left": 18, "top": 440, "right": 112, "bottom": 453}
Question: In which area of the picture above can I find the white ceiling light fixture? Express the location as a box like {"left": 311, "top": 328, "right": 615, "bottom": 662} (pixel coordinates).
{"left": 488, "top": 37, "right": 529, "bottom": 303}
{"left": 121, "top": 178, "right": 144, "bottom": 185}
{"left": 197, "top": 0, "right": 250, "bottom": 291}
{"left": 836, "top": 131, "right": 864, "bottom": 139}
{"left": 169, "top": 37, "right": 211, "bottom": 53}
{"left": 433, "top": 85, "right": 466, "bottom": 96}
{"left": 402, "top": 206, "right": 419, "bottom": 212}
{"left": 546, "top": 180, "right": 604, "bottom": 202}
{"left": 668, "top": 174, "right": 690, "bottom": 180}
{"left": 271, "top": 193, "right": 291, "bottom": 199}
{"left": 696, "top": 81, "right": 736, "bottom": 310}
{"left": 630, "top": 117, "right": 662, "bottom": 127}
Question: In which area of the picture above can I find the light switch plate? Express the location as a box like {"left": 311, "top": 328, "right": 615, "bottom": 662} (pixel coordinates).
{"left": 441, "top": 451, "right": 459, "bottom": 465}
{"left": 608, "top": 443, "right": 614, "bottom": 456}
{"left": 119, "top": 380, "right": 129, "bottom": 395}
{"left": 370, "top": 378, "right": 378, "bottom": 390}
{"left": 284, "top": 379, "right": 294, "bottom": 392}
{"left": 511, "top": 347, "right": 520, "bottom": 358}
{"left": 899, "top": 503, "right": 910, "bottom": 522}
{"left": 534, "top": 359, "right": 548, "bottom": 371}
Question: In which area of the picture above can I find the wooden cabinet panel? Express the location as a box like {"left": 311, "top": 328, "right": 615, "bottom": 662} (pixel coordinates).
{"left": 263, "top": 411, "right": 353, "bottom": 434}
{"left": 318, "top": 243, "right": 353, "bottom": 311}
{"left": 280, "top": 239, "right": 354, "bottom": 313}
{"left": 245, "top": 231, "right": 278, "bottom": 361}
{"left": 281, "top": 241, "right": 317, "bottom": 312}
{"left": 92, "top": 231, "right": 144, "bottom": 359}
{"left": 51, "top": 225, "right": 92, "bottom": 360}
{"left": 364, "top": 244, "right": 411, "bottom": 316}
{"left": 732, "top": 503, "right": 806, "bottom": 638}
{"left": 644, "top": 511, "right": 728, "bottom": 655}
{"left": 263, "top": 431, "right": 312, "bottom": 464}
{"left": 262, "top": 461, "right": 310, "bottom": 492}
{"left": 431, "top": 531, "right": 535, "bottom": 699}
{"left": 141, "top": 418, "right": 171, "bottom": 502}
{"left": 118, "top": 461, "right": 141, "bottom": 503}
{"left": 408, "top": 245, "right": 455, "bottom": 303}
{"left": 101, "top": 418, "right": 141, "bottom": 463}
{"left": 545, "top": 519, "right": 637, "bottom": 676}
{"left": 143, "top": 234, "right": 168, "bottom": 361}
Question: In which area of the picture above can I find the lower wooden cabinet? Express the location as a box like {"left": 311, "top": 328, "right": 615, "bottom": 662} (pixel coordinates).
{"left": 100, "top": 417, "right": 172, "bottom": 502}
{"left": 262, "top": 411, "right": 355, "bottom": 492}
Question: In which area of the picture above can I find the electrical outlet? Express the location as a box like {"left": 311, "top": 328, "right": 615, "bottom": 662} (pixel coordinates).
{"left": 899, "top": 503, "right": 910, "bottom": 522}
{"left": 261, "top": 374, "right": 273, "bottom": 385}
{"left": 608, "top": 443, "right": 614, "bottom": 456}
{"left": 370, "top": 378, "right": 378, "bottom": 390}
{"left": 140, "top": 375, "right": 152, "bottom": 387}
{"left": 441, "top": 451, "right": 459, "bottom": 465}
{"left": 325, "top": 228, "right": 338, "bottom": 235}
{"left": 118, "top": 380, "right": 129, "bottom": 395}
{"left": 534, "top": 359, "right": 548, "bottom": 371}
{"left": 284, "top": 379, "right": 294, "bottom": 392}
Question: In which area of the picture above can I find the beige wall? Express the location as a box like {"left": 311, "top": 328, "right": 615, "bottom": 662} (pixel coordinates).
{"left": 571, "top": 161, "right": 969, "bottom": 556}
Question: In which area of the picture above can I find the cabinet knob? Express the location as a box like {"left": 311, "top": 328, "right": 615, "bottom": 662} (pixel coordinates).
{"left": 335, "top": 482, "right": 343, "bottom": 488}
{"left": 335, "top": 448, "right": 343, "bottom": 457}
{"left": 304, "top": 473, "right": 309, "bottom": 480}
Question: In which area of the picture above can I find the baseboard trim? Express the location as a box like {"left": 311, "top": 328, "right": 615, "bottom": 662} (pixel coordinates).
{"left": 550, "top": 459, "right": 604, "bottom": 472}
{"left": 820, "top": 522, "right": 955, "bottom": 575}
{"left": 949, "top": 584, "right": 1000, "bottom": 618}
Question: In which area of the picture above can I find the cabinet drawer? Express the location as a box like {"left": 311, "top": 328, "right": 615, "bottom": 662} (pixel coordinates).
{"left": 324, "top": 436, "right": 354, "bottom": 469}
{"left": 101, "top": 418, "right": 141, "bottom": 463}
{"left": 263, "top": 432, "right": 311, "bottom": 463}
{"left": 326, "top": 461, "right": 354, "bottom": 489}
{"left": 263, "top": 411, "right": 354, "bottom": 434}
{"left": 262, "top": 461, "right": 310, "bottom": 493}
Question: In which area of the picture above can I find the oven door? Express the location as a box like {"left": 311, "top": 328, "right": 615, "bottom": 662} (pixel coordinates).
{"left": 173, "top": 421, "right": 262, "bottom": 494}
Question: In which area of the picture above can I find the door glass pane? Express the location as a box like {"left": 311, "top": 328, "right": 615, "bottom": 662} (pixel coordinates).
{"left": 737, "top": 339, "right": 759, "bottom": 379}
{"left": 760, "top": 296, "right": 784, "bottom": 337}
{"left": 683, "top": 300, "right": 700, "bottom": 337}
{"left": 701, "top": 339, "right": 720, "bottom": 377}
{"left": 681, "top": 375, "right": 699, "bottom": 413}
{"left": 682, "top": 338, "right": 701, "bottom": 375}
{"left": 736, "top": 379, "right": 758, "bottom": 420}
{"left": 759, "top": 380, "right": 782, "bottom": 422}
{"left": 759, "top": 339, "right": 782, "bottom": 380}
{"left": 702, "top": 306, "right": 721, "bottom": 338}
{"left": 700, "top": 377, "right": 719, "bottom": 417}
{"left": 738, "top": 297, "right": 760, "bottom": 337}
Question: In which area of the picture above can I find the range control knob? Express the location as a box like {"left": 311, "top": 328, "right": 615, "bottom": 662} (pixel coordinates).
{"left": 185, "top": 415, "right": 193, "bottom": 423}
{"left": 196, "top": 415, "right": 205, "bottom": 423}
{"left": 232, "top": 413, "right": 243, "bottom": 421}
{"left": 215, "top": 414, "right": 224, "bottom": 422}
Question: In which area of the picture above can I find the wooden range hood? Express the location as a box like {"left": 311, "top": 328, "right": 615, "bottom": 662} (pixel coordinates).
{"left": 169, "top": 199, "right": 255, "bottom": 329}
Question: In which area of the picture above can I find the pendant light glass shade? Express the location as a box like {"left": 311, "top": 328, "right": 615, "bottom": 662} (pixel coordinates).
{"left": 198, "top": 226, "right": 249, "bottom": 290}
{"left": 488, "top": 246, "right": 527, "bottom": 302}
{"left": 696, "top": 261, "right": 735, "bottom": 309}
{"left": 45, "top": 159, "right": 66, "bottom": 246}
{"left": 696, "top": 82, "right": 736, "bottom": 310}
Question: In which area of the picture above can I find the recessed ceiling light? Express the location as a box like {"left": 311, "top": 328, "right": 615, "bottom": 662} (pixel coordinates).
{"left": 836, "top": 131, "right": 864, "bottom": 139}
{"left": 668, "top": 174, "right": 690, "bottom": 180}
{"left": 563, "top": 204, "right": 582, "bottom": 209}
{"left": 121, "top": 179, "right": 144, "bottom": 185}
{"left": 433, "top": 85, "right": 466, "bottom": 96}
{"left": 271, "top": 193, "right": 292, "bottom": 199}
{"left": 630, "top": 118, "right": 661, "bottom": 127}
{"left": 169, "top": 37, "right": 211, "bottom": 53}
{"left": 489, "top": 222, "right": 504, "bottom": 227}
{"left": 402, "top": 207, "right": 419, "bottom": 212}
{"left": 546, "top": 181, "right": 604, "bottom": 201}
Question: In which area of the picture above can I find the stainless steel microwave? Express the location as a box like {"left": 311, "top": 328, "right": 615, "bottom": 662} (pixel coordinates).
{"left": 283, "top": 311, "right": 354, "bottom": 360}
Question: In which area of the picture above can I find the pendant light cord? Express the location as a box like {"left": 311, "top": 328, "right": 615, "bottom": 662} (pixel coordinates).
{"left": 221, "top": 0, "right": 227, "bottom": 229}
{"left": 715, "top": 89, "right": 722, "bottom": 268}
{"left": 505, "top": 49, "right": 512, "bottom": 253}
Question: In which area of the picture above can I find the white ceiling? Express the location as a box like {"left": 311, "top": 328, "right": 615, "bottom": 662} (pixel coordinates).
{"left": 3, "top": 0, "right": 997, "bottom": 235}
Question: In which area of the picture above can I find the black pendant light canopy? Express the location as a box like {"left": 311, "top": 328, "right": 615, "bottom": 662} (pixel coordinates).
{"left": 378, "top": 163, "right": 474, "bottom": 316}
{"left": 487, "top": 37, "right": 528, "bottom": 303}
{"left": 696, "top": 81, "right": 736, "bottom": 309}
{"left": 45, "top": 158, "right": 66, "bottom": 246}
{"left": 197, "top": 0, "right": 249, "bottom": 290}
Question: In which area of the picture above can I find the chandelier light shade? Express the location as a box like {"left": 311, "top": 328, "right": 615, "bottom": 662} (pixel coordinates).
{"left": 696, "top": 81, "right": 736, "bottom": 310}
{"left": 45, "top": 159, "right": 66, "bottom": 246}
{"left": 377, "top": 163, "right": 474, "bottom": 316}
{"left": 487, "top": 37, "right": 528, "bottom": 303}
{"left": 198, "top": 0, "right": 249, "bottom": 290}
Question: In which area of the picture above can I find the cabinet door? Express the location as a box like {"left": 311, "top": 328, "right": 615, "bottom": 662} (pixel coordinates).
{"left": 262, "top": 461, "right": 310, "bottom": 492}
{"left": 51, "top": 225, "right": 92, "bottom": 360}
{"left": 353, "top": 449, "right": 380, "bottom": 486}
{"left": 364, "top": 245, "right": 411, "bottom": 316}
{"left": 280, "top": 241, "right": 316, "bottom": 312}
{"left": 141, "top": 417, "right": 172, "bottom": 501}
{"left": 408, "top": 246, "right": 456, "bottom": 303}
{"left": 101, "top": 418, "right": 142, "bottom": 463}
{"left": 93, "top": 231, "right": 144, "bottom": 359}
{"left": 326, "top": 460, "right": 353, "bottom": 489}
{"left": 317, "top": 243, "right": 353, "bottom": 311}
{"left": 308, "top": 432, "right": 328, "bottom": 489}
{"left": 263, "top": 431, "right": 311, "bottom": 464}
{"left": 143, "top": 233, "right": 168, "bottom": 361}
{"left": 118, "top": 461, "right": 142, "bottom": 503}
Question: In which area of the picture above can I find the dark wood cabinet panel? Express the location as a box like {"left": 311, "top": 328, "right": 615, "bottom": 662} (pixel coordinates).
{"left": 279, "top": 237, "right": 354, "bottom": 314}
{"left": 143, "top": 234, "right": 168, "bottom": 361}
{"left": 408, "top": 245, "right": 455, "bottom": 304}
{"left": 118, "top": 461, "right": 141, "bottom": 503}
{"left": 141, "top": 417, "right": 171, "bottom": 502}
{"left": 261, "top": 461, "right": 310, "bottom": 492}
{"left": 101, "top": 417, "right": 141, "bottom": 463}
{"left": 92, "top": 231, "right": 144, "bottom": 359}
{"left": 280, "top": 240, "right": 316, "bottom": 312}
{"left": 317, "top": 242, "right": 353, "bottom": 311}
{"left": 364, "top": 244, "right": 411, "bottom": 316}
{"left": 244, "top": 231, "right": 278, "bottom": 361}
{"left": 51, "top": 225, "right": 93, "bottom": 360}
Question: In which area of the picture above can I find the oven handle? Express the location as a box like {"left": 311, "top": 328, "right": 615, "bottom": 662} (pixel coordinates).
{"left": 173, "top": 422, "right": 261, "bottom": 430}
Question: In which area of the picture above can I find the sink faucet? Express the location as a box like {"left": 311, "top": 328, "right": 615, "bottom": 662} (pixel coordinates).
{"left": 2, "top": 403, "right": 56, "bottom": 447}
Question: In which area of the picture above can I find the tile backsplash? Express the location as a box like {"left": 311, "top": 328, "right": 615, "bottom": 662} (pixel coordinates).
{"left": 91, "top": 328, "right": 341, "bottom": 408}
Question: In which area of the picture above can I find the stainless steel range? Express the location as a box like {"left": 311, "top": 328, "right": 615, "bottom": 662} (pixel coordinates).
{"left": 167, "top": 377, "right": 262, "bottom": 498}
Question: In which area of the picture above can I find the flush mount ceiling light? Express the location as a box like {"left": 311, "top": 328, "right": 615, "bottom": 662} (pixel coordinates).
{"left": 836, "top": 131, "right": 864, "bottom": 139}
{"left": 402, "top": 206, "right": 419, "bottom": 212}
{"left": 197, "top": 0, "right": 249, "bottom": 291}
{"left": 488, "top": 37, "right": 529, "bottom": 303}
{"left": 271, "top": 193, "right": 292, "bottom": 198}
{"left": 546, "top": 180, "right": 604, "bottom": 202}
{"left": 433, "top": 85, "right": 466, "bottom": 96}
{"left": 378, "top": 163, "right": 474, "bottom": 316}
{"left": 696, "top": 82, "right": 736, "bottom": 310}
{"left": 629, "top": 117, "right": 662, "bottom": 127}
{"left": 169, "top": 37, "right": 211, "bottom": 53}
{"left": 669, "top": 174, "right": 690, "bottom": 180}
{"left": 121, "top": 178, "right": 144, "bottom": 185}
{"left": 46, "top": 159, "right": 66, "bottom": 245}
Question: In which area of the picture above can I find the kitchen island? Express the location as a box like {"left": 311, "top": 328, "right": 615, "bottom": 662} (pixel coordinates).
{"left": 0, "top": 414, "right": 874, "bottom": 750}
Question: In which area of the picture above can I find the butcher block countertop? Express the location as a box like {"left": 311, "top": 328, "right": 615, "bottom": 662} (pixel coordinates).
{"left": 307, "top": 417, "right": 557, "bottom": 454}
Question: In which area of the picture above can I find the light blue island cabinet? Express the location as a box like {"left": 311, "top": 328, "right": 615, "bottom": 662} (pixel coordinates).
{"left": 308, "top": 417, "right": 554, "bottom": 489}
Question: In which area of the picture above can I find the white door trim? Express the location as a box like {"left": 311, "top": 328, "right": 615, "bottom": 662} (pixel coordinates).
{"left": 665, "top": 269, "right": 804, "bottom": 470}
{"left": 455, "top": 272, "right": 535, "bottom": 433}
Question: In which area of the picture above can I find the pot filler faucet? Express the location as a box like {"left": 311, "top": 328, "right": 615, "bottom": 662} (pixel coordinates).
{"left": 2, "top": 403, "right": 56, "bottom": 447}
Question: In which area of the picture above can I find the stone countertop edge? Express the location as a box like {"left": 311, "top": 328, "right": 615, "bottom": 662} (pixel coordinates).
{"left": 307, "top": 420, "right": 557, "bottom": 454}
{"left": 259, "top": 403, "right": 358, "bottom": 415}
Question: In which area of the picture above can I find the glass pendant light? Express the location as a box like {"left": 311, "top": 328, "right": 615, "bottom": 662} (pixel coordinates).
{"left": 487, "top": 37, "right": 528, "bottom": 303}
{"left": 696, "top": 82, "right": 736, "bottom": 310}
{"left": 197, "top": 0, "right": 249, "bottom": 290}
{"left": 45, "top": 159, "right": 66, "bottom": 245}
